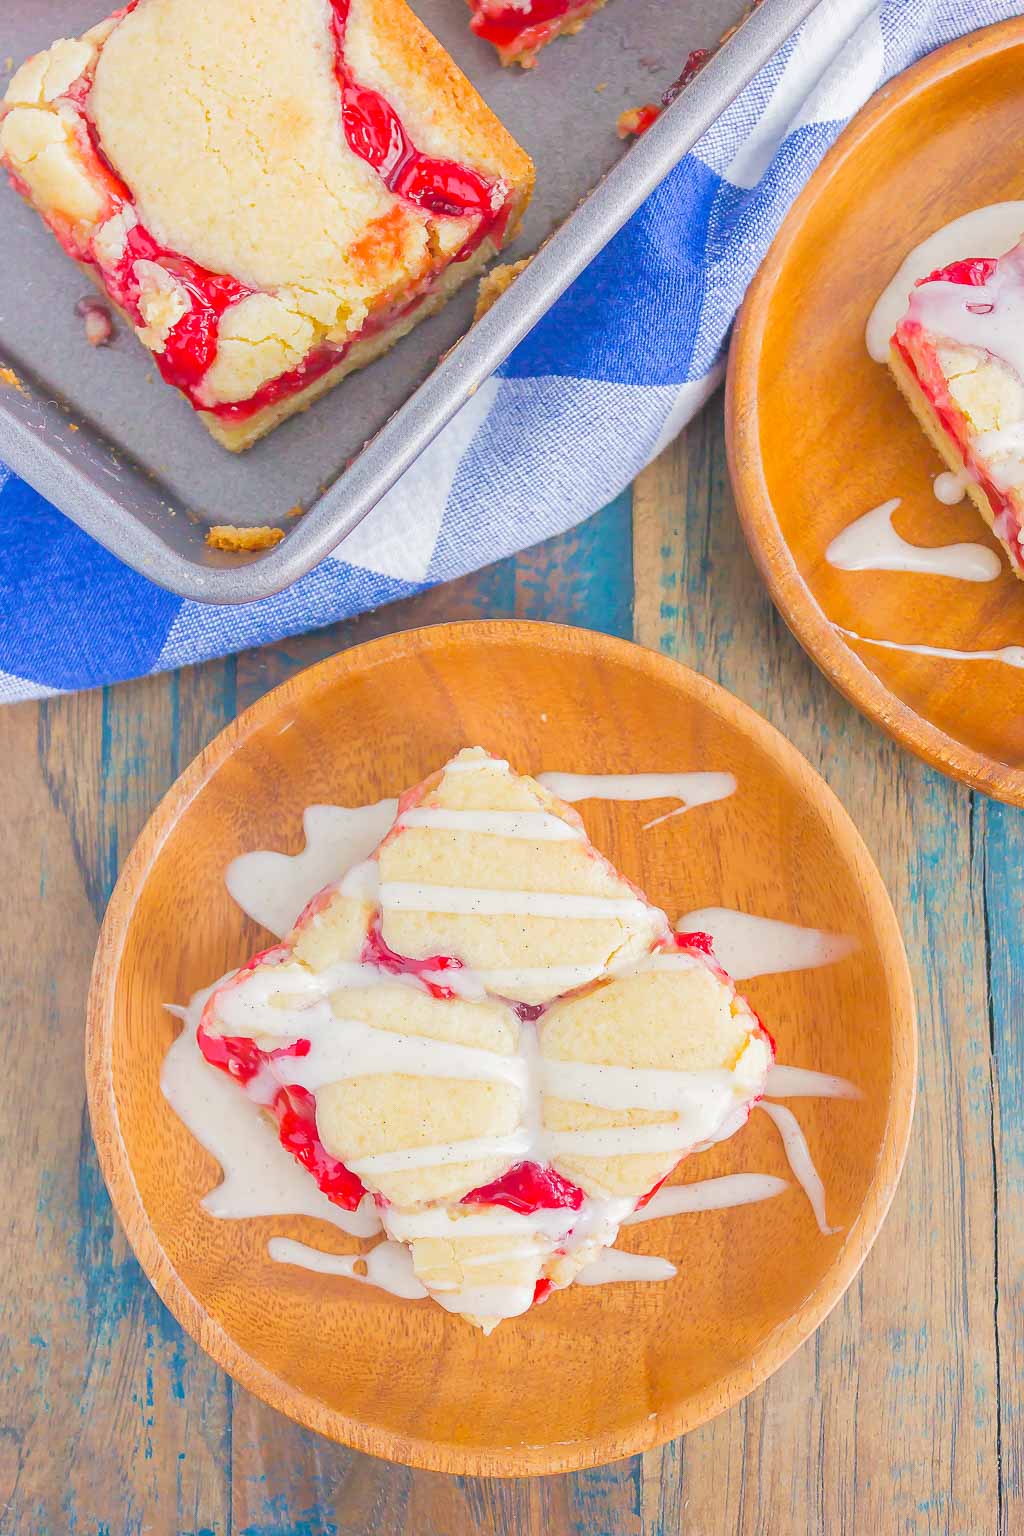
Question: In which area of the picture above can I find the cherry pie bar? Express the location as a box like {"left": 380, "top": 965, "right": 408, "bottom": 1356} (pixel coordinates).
{"left": 0, "top": 0, "right": 533, "bottom": 450}
{"left": 468, "top": 0, "right": 609, "bottom": 68}
{"left": 198, "top": 748, "right": 773, "bottom": 1331}
{"left": 889, "top": 241, "right": 1024, "bottom": 577}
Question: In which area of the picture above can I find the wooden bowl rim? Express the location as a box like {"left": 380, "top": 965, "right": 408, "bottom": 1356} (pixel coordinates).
{"left": 85, "top": 619, "right": 917, "bottom": 1476}
{"left": 726, "top": 16, "right": 1024, "bottom": 807}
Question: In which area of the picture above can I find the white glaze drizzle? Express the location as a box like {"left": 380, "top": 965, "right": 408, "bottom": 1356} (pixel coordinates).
{"left": 384, "top": 1203, "right": 576, "bottom": 1243}
{"left": 758, "top": 1103, "right": 839, "bottom": 1236}
{"left": 766, "top": 1065, "right": 861, "bottom": 1099}
{"left": 283, "top": 1016, "right": 528, "bottom": 1095}
{"left": 346, "top": 1131, "right": 534, "bottom": 1177}
{"left": 865, "top": 201, "right": 1024, "bottom": 362}
{"left": 623, "top": 1173, "right": 788, "bottom": 1222}
{"left": 537, "top": 769, "right": 737, "bottom": 830}
{"left": 675, "top": 908, "right": 857, "bottom": 980}
{"left": 160, "top": 986, "right": 381, "bottom": 1238}
{"left": 576, "top": 1250, "right": 677, "bottom": 1285}
{"left": 539, "top": 1060, "right": 737, "bottom": 1116}
{"left": 268, "top": 1237, "right": 427, "bottom": 1299}
{"left": 933, "top": 472, "right": 968, "bottom": 506}
{"left": 825, "top": 498, "right": 1000, "bottom": 583}
{"left": 396, "top": 807, "right": 585, "bottom": 841}
{"left": 473, "top": 963, "right": 605, "bottom": 995}
{"left": 838, "top": 627, "right": 1024, "bottom": 670}
{"left": 430, "top": 1283, "right": 536, "bottom": 1325}
{"left": 226, "top": 801, "right": 398, "bottom": 938}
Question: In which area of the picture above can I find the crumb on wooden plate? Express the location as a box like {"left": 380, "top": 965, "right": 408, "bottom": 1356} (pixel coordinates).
{"left": 474, "top": 258, "right": 532, "bottom": 322}
{"left": 206, "top": 524, "right": 285, "bottom": 552}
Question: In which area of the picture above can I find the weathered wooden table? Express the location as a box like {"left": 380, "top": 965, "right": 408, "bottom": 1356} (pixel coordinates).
{"left": 3, "top": 402, "right": 1018, "bottom": 1534}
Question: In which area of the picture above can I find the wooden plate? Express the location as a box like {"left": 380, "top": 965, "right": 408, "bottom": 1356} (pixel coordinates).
{"left": 86, "top": 621, "right": 915, "bottom": 1476}
{"left": 727, "top": 18, "right": 1024, "bottom": 804}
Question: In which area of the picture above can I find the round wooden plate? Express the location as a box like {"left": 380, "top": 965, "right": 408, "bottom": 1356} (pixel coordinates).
{"left": 87, "top": 621, "right": 915, "bottom": 1476}
{"left": 728, "top": 18, "right": 1024, "bottom": 804}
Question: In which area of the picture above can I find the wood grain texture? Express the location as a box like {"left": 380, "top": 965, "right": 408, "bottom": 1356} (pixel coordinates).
{"left": 0, "top": 397, "right": 1014, "bottom": 1530}
{"left": 634, "top": 406, "right": 1004, "bottom": 1534}
{"left": 728, "top": 17, "right": 1024, "bottom": 805}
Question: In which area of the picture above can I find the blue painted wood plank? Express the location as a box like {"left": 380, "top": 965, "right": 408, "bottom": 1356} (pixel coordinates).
{"left": 977, "top": 793, "right": 1024, "bottom": 1535}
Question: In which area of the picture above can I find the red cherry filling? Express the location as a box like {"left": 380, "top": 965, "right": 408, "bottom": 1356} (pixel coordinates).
{"left": 469, "top": 0, "right": 574, "bottom": 50}
{"left": 361, "top": 916, "right": 465, "bottom": 1001}
{"left": 330, "top": 0, "right": 501, "bottom": 222}
{"left": 666, "top": 48, "right": 712, "bottom": 101}
{"left": 462, "top": 1160, "right": 585, "bottom": 1214}
{"left": 674, "top": 929, "right": 715, "bottom": 956}
{"left": 621, "top": 104, "right": 661, "bottom": 139}
{"left": 513, "top": 1001, "right": 547, "bottom": 1023}
{"left": 197, "top": 1026, "right": 366, "bottom": 1210}
{"left": 919, "top": 256, "right": 998, "bottom": 289}
{"left": 196, "top": 1024, "right": 309, "bottom": 1085}
{"left": 115, "top": 229, "right": 253, "bottom": 394}
{"left": 271, "top": 1084, "right": 367, "bottom": 1210}
{"left": 634, "top": 1173, "right": 669, "bottom": 1210}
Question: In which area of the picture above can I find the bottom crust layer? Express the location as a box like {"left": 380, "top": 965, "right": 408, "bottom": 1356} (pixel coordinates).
{"left": 202, "top": 233, "right": 506, "bottom": 451}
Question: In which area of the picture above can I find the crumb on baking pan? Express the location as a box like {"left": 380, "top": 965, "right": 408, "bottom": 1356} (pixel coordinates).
{"left": 75, "top": 298, "right": 115, "bottom": 347}
{"left": 285, "top": 503, "right": 305, "bottom": 519}
{"left": 0, "top": 365, "right": 26, "bottom": 394}
{"left": 474, "top": 258, "right": 532, "bottom": 322}
{"left": 617, "top": 104, "right": 660, "bottom": 139}
{"left": 206, "top": 524, "right": 286, "bottom": 552}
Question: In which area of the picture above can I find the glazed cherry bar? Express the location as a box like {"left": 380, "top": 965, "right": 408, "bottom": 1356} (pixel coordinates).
{"left": 468, "top": 0, "right": 609, "bottom": 68}
{"left": 889, "top": 242, "right": 1024, "bottom": 577}
{"left": 195, "top": 747, "right": 773, "bottom": 1331}
{"left": 0, "top": 0, "right": 533, "bottom": 451}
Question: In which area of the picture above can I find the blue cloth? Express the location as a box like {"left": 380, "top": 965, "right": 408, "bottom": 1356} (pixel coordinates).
{"left": 2, "top": 0, "right": 1020, "bottom": 702}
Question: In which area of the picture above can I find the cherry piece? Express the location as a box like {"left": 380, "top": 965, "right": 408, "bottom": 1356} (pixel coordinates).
{"left": 463, "top": 1160, "right": 585, "bottom": 1214}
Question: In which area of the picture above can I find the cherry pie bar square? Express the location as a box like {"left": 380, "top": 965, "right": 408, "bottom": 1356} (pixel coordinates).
{"left": 889, "top": 243, "right": 1024, "bottom": 577}
{"left": 198, "top": 748, "right": 773, "bottom": 1332}
{"left": 0, "top": 0, "right": 534, "bottom": 450}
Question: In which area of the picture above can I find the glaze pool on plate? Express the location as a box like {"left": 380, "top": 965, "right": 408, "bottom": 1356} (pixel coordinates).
{"left": 86, "top": 620, "right": 915, "bottom": 1476}
{"left": 727, "top": 17, "right": 1024, "bottom": 803}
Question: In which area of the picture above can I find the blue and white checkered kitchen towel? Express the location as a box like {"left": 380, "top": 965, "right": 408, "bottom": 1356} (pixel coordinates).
{"left": 1, "top": 0, "right": 1020, "bottom": 702}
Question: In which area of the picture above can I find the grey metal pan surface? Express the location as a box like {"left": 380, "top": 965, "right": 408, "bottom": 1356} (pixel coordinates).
{"left": 0, "top": 0, "right": 821, "bottom": 603}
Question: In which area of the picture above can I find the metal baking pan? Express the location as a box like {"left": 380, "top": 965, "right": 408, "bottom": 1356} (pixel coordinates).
{"left": 0, "top": 0, "right": 820, "bottom": 602}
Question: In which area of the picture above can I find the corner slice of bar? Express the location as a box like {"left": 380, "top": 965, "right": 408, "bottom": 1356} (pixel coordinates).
{"left": 0, "top": 0, "right": 534, "bottom": 450}
{"left": 467, "top": 0, "right": 609, "bottom": 68}
{"left": 889, "top": 245, "right": 1024, "bottom": 576}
